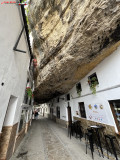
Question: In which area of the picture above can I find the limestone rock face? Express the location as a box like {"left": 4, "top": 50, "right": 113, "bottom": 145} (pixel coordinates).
{"left": 28, "top": 0, "right": 120, "bottom": 103}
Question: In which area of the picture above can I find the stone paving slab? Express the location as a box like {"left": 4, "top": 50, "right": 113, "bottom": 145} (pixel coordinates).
{"left": 10, "top": 117, "right": 111, "bottom": 160}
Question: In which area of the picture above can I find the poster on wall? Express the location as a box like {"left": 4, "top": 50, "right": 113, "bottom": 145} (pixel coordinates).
{"left": 87, "top": 103, "right": 108, "bottom": 124}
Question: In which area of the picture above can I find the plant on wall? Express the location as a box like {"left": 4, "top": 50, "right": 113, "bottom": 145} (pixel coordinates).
{"left": 21, "top": 0, "right": 27, "bottom": 3}
{"left": 26, "top": 87, "right": 33, "bottom": 98}
{"left": 33, "top": 58, "right": 37, "bottom": 67}
{"left": 76, "top": 82, "right": 82, "bottom": 96}
{"left": 88, "top": 76, "right": 99, "bottom": 94}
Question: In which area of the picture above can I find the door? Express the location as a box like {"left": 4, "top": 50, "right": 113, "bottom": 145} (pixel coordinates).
{"left": 67, "top": 105, "right": 72, "bottom": 125}
{"left": 50, "top": 108, "right": 53, "bottom": 119}
{"left": 56, "top": 107, "right": 60, "bottom": 119}
{"left": 79, "top": 102, "right": 86, "bottom": 118}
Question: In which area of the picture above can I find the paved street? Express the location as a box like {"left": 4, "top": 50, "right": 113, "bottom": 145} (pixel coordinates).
{"left": 10, "top": 117, "right": 108, "bottom": 160}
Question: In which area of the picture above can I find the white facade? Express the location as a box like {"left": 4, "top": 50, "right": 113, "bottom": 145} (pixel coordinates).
{"left": 50, "top": 46, "right": 120, "bottom": 133}
{"left": 34, "top": 103, "right": 50, "bottom": 117}
{"left": 0, "top": 4, "right": 32, "bottom": 133}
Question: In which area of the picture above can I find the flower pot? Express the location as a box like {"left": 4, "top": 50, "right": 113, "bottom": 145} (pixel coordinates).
{"left": 33, "top": 59, "right": 37, "bottom": 63}
{"left": 34, "top": 62, "right": 37, "bottom": 67}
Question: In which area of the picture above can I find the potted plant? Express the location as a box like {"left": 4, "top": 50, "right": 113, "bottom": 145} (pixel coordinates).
{"left": 33, "top": 58, "right": 37, "bottom": 67}
{"left": 88, "top": 77, "right": 98, "bottom": 94}
{"left": 26, "top": 87, "right": 33, "bottom": 98}
{"left": 77, "top": 89, "right": 81, "bottom": 96}
{"left": 33, "top": 59, "right": 37, "bottom": 63}
{"left": 34, "top": 63, "right": 37, "bottom": 67}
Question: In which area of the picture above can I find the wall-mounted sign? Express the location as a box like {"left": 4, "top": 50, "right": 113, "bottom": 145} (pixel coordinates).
{"left": 100, "top": 105, "right": 103, "bottom": 109}
{"left": 88, "top": 104, "right": 92, "bottom": 110}
{"left": 87, "top": 103, "right": 108, "bottom": 123}
{"left": 94, "top": 104, "right": 98, "bottom": 109}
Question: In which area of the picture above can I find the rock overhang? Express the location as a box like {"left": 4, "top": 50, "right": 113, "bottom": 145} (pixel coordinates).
{"left": 28, "top": 0, "right": 120, "bottom": 103}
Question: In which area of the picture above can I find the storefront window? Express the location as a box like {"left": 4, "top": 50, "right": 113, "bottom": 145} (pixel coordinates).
{"left": 109, "top": 100, "right": 120, "bottom": 132}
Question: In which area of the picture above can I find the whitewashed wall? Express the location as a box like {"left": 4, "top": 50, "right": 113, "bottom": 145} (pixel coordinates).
{"left": 34, "top": 103, "right": 50, "bottom": 117}
{"left": 0, "top": 4, "right": 31, "bottom": 133}
{"left": 51, "top": 46, "right": 120, "bottom": 132}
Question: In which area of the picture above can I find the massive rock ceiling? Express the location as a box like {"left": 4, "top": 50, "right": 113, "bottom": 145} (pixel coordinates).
{"left": 28, "top": 0, "right": 120, "bottom": 103}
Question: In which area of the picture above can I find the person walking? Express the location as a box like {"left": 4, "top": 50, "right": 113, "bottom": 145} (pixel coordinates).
{"left": 35, "top": 110, "right": 38, "bottom": 120}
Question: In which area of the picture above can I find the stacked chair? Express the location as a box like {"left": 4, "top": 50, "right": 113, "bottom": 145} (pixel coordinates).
{"left": 68, "top": 122, "right": 120, "bottom": 160}
{"left": 68, "top": 120, "right": 83, "bottom": 140}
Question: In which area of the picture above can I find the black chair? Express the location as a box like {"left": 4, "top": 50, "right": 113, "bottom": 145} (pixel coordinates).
{"left": 104, "top": 134, "right": 120, "bottom": 160}
{"left": 85, "top": 129, "right": 94, "bottom": 159}
{"left": 85, "top": 128, "right": 102, "bottom": 159}
{"left": 73, "top": 121, "right": 83, "bottom": 140}
{"left": 92, "top": 126, "right": 104, "bottom": 158}
{"left": 77, "top": 125, "right": 83, "bottom": 141}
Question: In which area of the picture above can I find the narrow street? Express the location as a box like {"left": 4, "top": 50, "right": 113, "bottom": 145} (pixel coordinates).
{"left": 10, "top": 117, "right": 108, "bottom": 160}
{"left": 1, "top": 1, "right": 120, "bottom": 160}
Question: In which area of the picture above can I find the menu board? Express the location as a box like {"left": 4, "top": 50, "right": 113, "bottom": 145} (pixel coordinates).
{"left": 87, "top": 103, "right": 108, "bottom": 124}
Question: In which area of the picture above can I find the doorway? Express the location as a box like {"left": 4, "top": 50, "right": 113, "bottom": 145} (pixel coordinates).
{"left": 56, "top": 107, "right": 60, "bottom": 119}
{"left": 67, "top": 103, "right": 72, "bottom": 125}
{"left": 3, "top": 95, "right": 18, "bottom": 126}
{"left": 50, "top": 108, "right": 53, "bottom": 119}
{"left": 79, "top": 102, "right": 86, "bottom": 118}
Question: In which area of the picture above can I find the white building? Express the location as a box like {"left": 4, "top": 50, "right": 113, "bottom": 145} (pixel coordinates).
{"left": 0, "top": 2, "right": 34, "bottom": 160}
{"left": 38, "top": 103, "right": 50, "bottom": 118}
{"left": 49, "top": 46, "right": 120, "bottom": 135}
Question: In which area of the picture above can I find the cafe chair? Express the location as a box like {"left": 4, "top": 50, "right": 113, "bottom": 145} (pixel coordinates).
{"left": 92, "top": 125, "right": 104, "bottom": 158}
{"left": 85, "top": 129, "right": 94, "bottom": 159}
{"left": 74, "top": 122, "right": 83, "bottom": 140}
{"left": 104, "top": 134, "right": 120, "bottom": 160}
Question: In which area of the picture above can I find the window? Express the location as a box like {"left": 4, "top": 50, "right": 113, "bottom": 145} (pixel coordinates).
{"left": 79, "top": 102, "right": 86, "bottom": 118}
{"left": 18, "top": 110, "right": 26, "bottom": 132}
{"left": 88, "top": 73, "right": 99, "bottom": 87}
{"left": 109, "top": 100, "right": 120, "bottom": 132}
{"left": 56, "top": 107, "right": 60, "bottom": 119}
{"left": 88, "top": 73, "right": 99, "bottom": 94}
{"left": 76, "top": 82, "right": 82, "bottom": 93}
{"left": 57, "top": 97, "right": 59, "bottom": 102}
{"left": 23, "top": 90, "right": 28, "bottom": 104}
{"left": 66, "top": 94, "right": 70, "bottom": 101}
{"left": 27, "top": 78, "right": 29, "bottom": 83}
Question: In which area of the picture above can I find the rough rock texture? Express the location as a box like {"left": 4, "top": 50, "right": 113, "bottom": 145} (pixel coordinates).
{"left": 28, "top": 0, "right": 120, "bottom": 103}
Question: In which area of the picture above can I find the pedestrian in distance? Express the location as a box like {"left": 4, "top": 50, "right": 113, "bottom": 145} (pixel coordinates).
{"left": 35, "top": 110, "right": 39, "bottom": 120}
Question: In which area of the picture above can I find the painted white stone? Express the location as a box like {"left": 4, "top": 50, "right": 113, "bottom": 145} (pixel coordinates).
{"left": 0, "top": 4, "right": 31, "bottom": 133}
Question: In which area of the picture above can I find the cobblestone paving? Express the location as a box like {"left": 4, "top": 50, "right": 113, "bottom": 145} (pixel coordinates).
{"left": 10, "top": 117, "right": 109, "bottom": 160}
